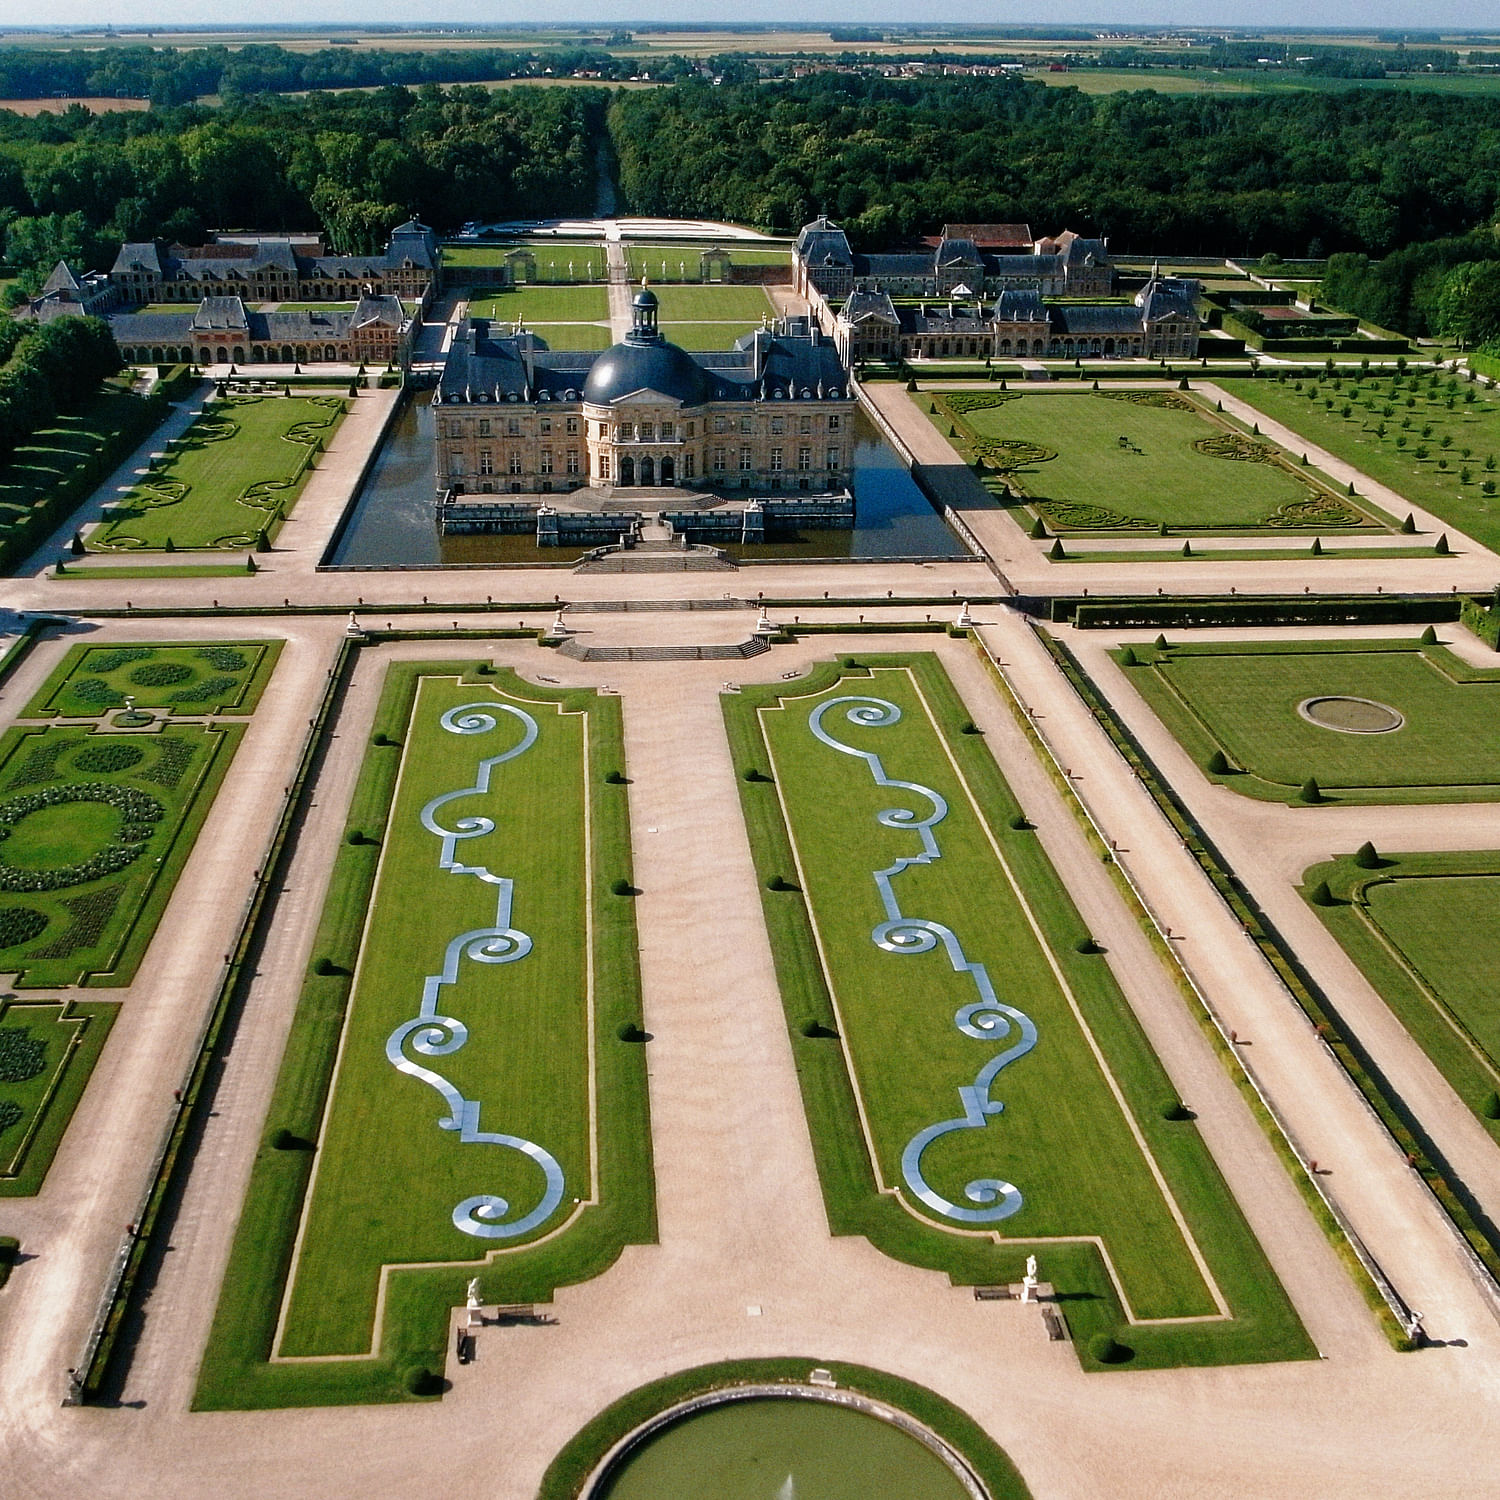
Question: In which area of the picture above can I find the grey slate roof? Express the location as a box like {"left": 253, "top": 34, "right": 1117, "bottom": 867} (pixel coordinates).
{"left": 191, "top": 297, "right": 249, "bottom": 331}
{"left": 992, "top": 289, "right": 1047, "bottom": 322}
{"left": 794, "top": 215, "right": 854, "bottom": 267}
{"left": 41, "top": 260, "right": 81, "bottom": 295}
{"left": 934, "top": 237, "right": 982, "bottom": 268}
{"left": 839, "top": 290, "right": 899, "bottom": 325}
{"left": 855, "top": 252, "right": 933, "bottom": 279}
{"left": 439, "top": 318, "right": 849, "bottom": 408}
{"left": 111, "top": 241, "right": 163, "bottom": 277}
{"left": 1052, "top": 304, "right": 1145, "bottom": 335}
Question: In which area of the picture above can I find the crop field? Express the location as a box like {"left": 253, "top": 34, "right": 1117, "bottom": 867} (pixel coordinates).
{"left": 726, "top": 652, "right": 1311, "bottom": 1370}
{"left": 1118, "top": 637, "right": 1500, "bottom": 804}
{"left": 932, "top": 390, "right": 1388, "bottom": 533}
{"left": 197, "top": 664, "right": 653, "bottom": 1407}
{"left": 92, "top": 394, "right": 345, "bottom": 552}
{"left": 27, "top": 641, "right": 279, "bottom": 718}
{"left": 1222, "top": 371, "right": 1500, "bottom": 550}
{"left": 1303, "top": 849, "right": 1500, "bottom": 1140}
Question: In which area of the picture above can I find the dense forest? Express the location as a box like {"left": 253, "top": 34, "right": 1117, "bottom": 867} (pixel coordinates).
{"left": 608, "top": 76, "right": 1500, "bottom": 257}
{"left": 0, "top": 85, "right": 606, "bottom": 296}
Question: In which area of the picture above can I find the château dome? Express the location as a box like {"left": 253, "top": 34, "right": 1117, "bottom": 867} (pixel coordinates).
{"left": 582, "top": 284, "right": 714, "bottom": 409}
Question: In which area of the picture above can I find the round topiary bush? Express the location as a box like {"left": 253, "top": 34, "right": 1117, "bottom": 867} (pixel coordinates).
{"left": 1089, "top": 1333, "right": 1133, "bottom": 1365}
{"left": 1074, "top": 936, "right": 1103, "bottom": 954}
{"left": 616, "top": 1021, "right": 648, "bottom": 1043}
{"left": 372, "top": 732, "right": 397, "bottom": 747}
{"left": 840, "top": 656, "right": 861, "bottom": 670}
{"left": 128, "top": 662, "right": 194, "bottom": 688}
{"left": 604, "top": 770, "right": 628, "bottom": 785}
{"left": 0, "top": 907, "right": 47, "bottom": 948}
{"left": 800, "top": 1017, "right": 837, "bottom": 1039}
{"left": 960, "top": 720, "right": 981, "bottom": 735}
{"left": 313, "top": 956, "right": 342, "bottom": 977}
{"left": 610, "top": 878, "right": 634, "bottom": 897}
{"left": 1161, "top": 1099, "right": 1193, "bottom": 1121}
{"left": 1482, "top": 1091, "right": 1500, "bottom": 1121}
{"left": 404, "top": 1366, "right": 443, "bottom": 1397}
{"left": 766, "top": 874, "right": 797, "bottom": 892}
{"left": 742, "top": 767, "right": 771, "bottom": 783}
{"left": 345, "top": 829, "right": 374, "bottom": 846}
{"left": 72, "top": 741, "right": 145, "bottom": 774}
{"left": 1008, "top": 813, "right": 1033, "bottom": 831}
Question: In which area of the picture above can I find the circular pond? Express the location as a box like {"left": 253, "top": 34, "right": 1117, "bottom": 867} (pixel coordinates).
{"left": 1296, "top": 696, "right": 1405, "bottom": 735}
{"left": 592, "top": 1391, "right": 981, "bottom": 1500}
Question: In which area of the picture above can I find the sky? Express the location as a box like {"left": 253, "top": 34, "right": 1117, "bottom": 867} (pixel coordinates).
{"left": 0, "top": 1, "right": 1496, "bottom": 33}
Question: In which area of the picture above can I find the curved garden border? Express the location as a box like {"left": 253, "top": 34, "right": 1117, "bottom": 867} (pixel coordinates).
{"left": 540, "top": 1359, "right": 1031, "bottom": 1500}
{"left": 581, "top": 1382, "right": 989, "bottom": 1500}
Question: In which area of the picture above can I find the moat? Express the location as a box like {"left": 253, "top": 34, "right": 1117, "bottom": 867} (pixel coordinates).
{"left": 329, "top": 398, "right": 969, "bottom": 568}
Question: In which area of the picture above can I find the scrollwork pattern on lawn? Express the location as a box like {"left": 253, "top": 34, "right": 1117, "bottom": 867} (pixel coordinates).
{"left": 809, "top": 695, "right": 1037, "bottom": 1225}
{"left": 385, "top": 700, "right": 565, "bottom": 1241}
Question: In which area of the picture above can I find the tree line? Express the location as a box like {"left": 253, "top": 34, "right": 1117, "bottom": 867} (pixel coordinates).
{"left": 0, "top": 85, "right": 606, "bottom": 298}
{"left": 0, "top": 317, "right": 121, "bottom": 467}
{"left": 607, "top": 74, "right": 1500, "bottom": 258}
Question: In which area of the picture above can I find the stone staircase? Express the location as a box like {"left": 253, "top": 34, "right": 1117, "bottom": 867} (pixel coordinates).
{"left": 565, "top": 598, "right": 752, "bottom": 614}
{"left": 554, "top": 635, "right": 770, "bottom": 663}
{"left": 575, "top": 540, "right": 736, "bottom": 574}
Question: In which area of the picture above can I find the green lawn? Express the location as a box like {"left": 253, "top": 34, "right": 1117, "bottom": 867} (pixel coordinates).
{"left": 92, "top": 394, "right": 345, "bottom": 552}
{"left": 933, "top": 390, "right": 1386, "bottom": 533}
{"left": 469, "top": 285, "right": 609, "bottom": 322}
{"left": 0, "top": 998, "right": 116, "bottom": 1196}
{"left": 27, "top": 641, "right": 279, "bottom": 717}
{"left": 1304, "top": 851, "right": 1500, "bottom": 1140}
{"left": 197, "top": 663, "right": 654, "bottom": 1406}
{"left": 0, "top": 386, "right": 166, "bottom": 568}
{"left": 444, "top": 243, "right": 604, "bottom": 276}
{"left": 659, "top": 321, "right": 757, "bottom": 351}
{"left": 0, "top": 719, "right": 242, "bottom": 986}
{"left": 526, "top": 322, "right": 612, "bottom": 351}
{"left": 1120, "top": 637, "right": 1500, "bottom": 803}
{"left": 625, "top": 243, "right": 790, "bottom": 279}
{"left": 728, "top": 653, "right": 1312, "bottom": 1370}
{"left": 649, "top": 285, "right": 776, "bottom": 322}
{"left": 1223, "top": 373, "right": 1500, "bottom": 550}
{"left": 54, "top": 562, "right": 258, "bottom": 580}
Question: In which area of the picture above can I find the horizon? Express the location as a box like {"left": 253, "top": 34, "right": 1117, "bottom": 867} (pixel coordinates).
{"left": 2, "top": 4, "right": 1495, "bottom": 38}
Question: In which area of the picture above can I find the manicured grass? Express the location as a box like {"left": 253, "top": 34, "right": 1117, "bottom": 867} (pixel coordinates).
{"left": 469, "top": 285, "right": 609, "bottom": 322}
{"left": 1303, "top": 850, "right": 1500, "bottom": 1141}
{"left": 526, "top": 322, "right": 613, "bottom": 351}
{"left": 658, "top": 321, "right": 757, "bottom": 351}
{"left": 445, "top": 244, "right": 604, "bottom": 274}
{"left": 932, "top": 390, "right": 1385, "bottom": 533}
{"left": 727, "top": 652, "right": 1312, "bottom": 1370}
{"left": 92, "top": 394, "right": 345, "bottom": 552}
{"left": 0, "top": 387, "right": 166, "bottom": 566}
{"left": 54, "top": 563, "right": 258, "bottom": 580}
{"left": 196, "top": 662, "right": 653, "bottom": 1407}
{"left": 0, "top": 998, "right": 116, "bottom": 1196}
{"left": 649, "top": 285, "right": 776, "bottom": 322}
{"left": 26, "top": 640, "right": 279, "bottom": 717}
{"left": 625, "top": 242, "right": 790, "bottom": 277}
{"left": 1222, "top": 372, "right": 1500, "bottom": 550}
{"left": 540, "top": 1359, "right": 1032, "bottom": 1500}
{"left": 0, "top": 719, "right": 243, "bottom": 988}
{"left": 1121, "top": 637, "right": 1500, "bottom": 803}
{"left": 1053, "top": 543, "right": 1447, "bottom": 563}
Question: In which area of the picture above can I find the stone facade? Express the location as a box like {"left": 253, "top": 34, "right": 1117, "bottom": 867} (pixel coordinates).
{"left": 435, "top": 287, "right": 854, "bottom": 499}
{"left": 833, "top": 274, "right": 1201, "bottom": 364}
{"left": 109, "top": 293, "right": 412, "bottom": 368}
{"left": 20, "top": 260, "right": 120, "bottom": 324}
{"left": 109, "top": 220, "right": 439, "bottom": 312}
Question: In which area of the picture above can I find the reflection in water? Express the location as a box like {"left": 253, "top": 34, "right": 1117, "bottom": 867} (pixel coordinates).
{"left": 332, "top": 398, "right": 966, "bottom": 568}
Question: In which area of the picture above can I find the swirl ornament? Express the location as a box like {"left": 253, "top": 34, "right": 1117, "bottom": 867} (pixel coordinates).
{"left": 384, "top": 698, "right": 565, "bottom": 1242}
{"left": 808, "top": 693, "right": 1037, "bottom": 1226}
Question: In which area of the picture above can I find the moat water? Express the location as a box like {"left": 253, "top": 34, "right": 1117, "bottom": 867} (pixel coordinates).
{"left": 593, "top": 1397, "right": 975, "bottom": 1500}
{"left": 329, "top": 397, "right": 968, "bottom": 567}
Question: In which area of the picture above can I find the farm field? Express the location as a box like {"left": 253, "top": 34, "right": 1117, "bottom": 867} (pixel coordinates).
{"left": 1303, "top": 850, "right": 1500, "bottom": 1140}
{"left": 1222, "top": 372, "right": 1500, "bottom": 550}
{"left": 92, "top": 393, "right": 345, "bottom": 552}
{"left": 197, "top": 665, "right": 653, "bottom": 1407}
{"left": 933, "top": 390, "right": 1386, "bottom": 533}
{"left": 468, "top": 285, "right": 609, "bottom": 322}
{"left": 727, "top": 652, "right": 1312, "bottom": 1370}
{"left": 1117, "top": 637, "right": 1500, "bottom": 804}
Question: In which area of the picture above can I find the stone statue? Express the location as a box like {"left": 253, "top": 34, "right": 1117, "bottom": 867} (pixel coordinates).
{"left": 466, "top": 1277, "right": 482, "bottom": 1309}
{"left": 1025, "top": 1254, "right": 1038, "bottom": 1281}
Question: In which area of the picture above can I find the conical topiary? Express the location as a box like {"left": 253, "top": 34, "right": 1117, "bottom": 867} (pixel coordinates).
{"left": 1030, "top": 516, "right": 1048, "bottom": 539}
{"left": 1401, "top": 513, "right": 1417, "bottom": 534}
{"left": 1353, "top": 840, "right": 1381, "bottom": 869}
{"left": 1482, "top": 1091, "right": 1500, "bottom": 1121}
{"left": 1299, "top": 777, "right": 1324, "bottom": 804}
{"left": 1207, "top": 749, "right": 1229, "bottom": 775}
{"left": 1435, "top": 532, "right": 1451, "bottom": 555}
{"left": 1118, "top": 646, "right": 1138, "bottom": 667}
{"left": 1309, "top": 879, "right": 1336, "bottom": 906}
{"left": 1049, "top": 538, "right": 1066, "bottom": 560}
{"left": 1420, "top": 624, "right": 1437, "bottom": 644}
{"left": 1311, "top": 537, "right": 1323, "bottom": 556}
